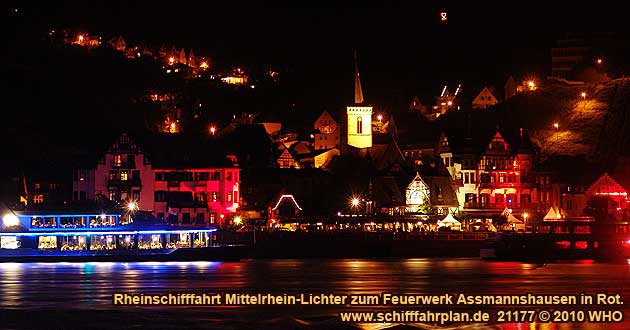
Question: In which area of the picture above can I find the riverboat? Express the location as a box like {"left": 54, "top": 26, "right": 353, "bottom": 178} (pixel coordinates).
{"left": 0, "top": 209, "right": 246, "bottom": 262}
{"left": 480, "top": 216, "right": 630, "bottom": 261}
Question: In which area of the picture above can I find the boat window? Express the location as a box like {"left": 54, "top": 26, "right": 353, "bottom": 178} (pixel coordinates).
{"left": 38, "top": 236, "right": 57, "bottom": 249}
{"left": 90, "top": 215, "right": 116, "bottom": 228}
{"left": 31, "top": 217, "right": 56, "bottom": 228}
{"left": 554, "top": 226, "right": 569, "bottom": 234}
{"left": 0, "top": 236, "right": 20, "bottom": 249}
{"left": 166, "top": 233, "right": 191, "bottom": 248}
{"left": 74, "top": 216, "right": 86, "bottom": 228}
{"left": 90, "top": 235, "right": 116, "bottom": 250}
{"left": 573, "top": 225, "right": 591, "bottom": 234}
{"left": 119, "top": 214, "right": 132, "bottom": 226}
{"left": 138, "top": 235, "right": 163, "bottom": 249}
{"left": 60, "top": 217, "right": 73, "bottom": 228}
{"left": 61, "top": 236, "right": 87, "bottom": 250}
{"left": 575, "top": 241, "right": 588, "bottom": 249}
{"left": 118, "top": 235, "right": 135, "bottom": 250}
{"left": 553, "top": 241, "right": 570, "bottom": 249}
{"left": 193, "top": 232, "right": 209, "bottom": 248}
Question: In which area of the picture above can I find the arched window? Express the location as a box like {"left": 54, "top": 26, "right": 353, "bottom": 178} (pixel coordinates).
{"left": 357, "top": 116, "right": 363, "bottom": 134}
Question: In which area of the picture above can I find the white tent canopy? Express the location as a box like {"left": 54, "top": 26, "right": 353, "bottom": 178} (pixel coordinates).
{"left": 506, "top": 213, "right": 523, "bottom": 224}
{"left": 438, "top": 214, "right": 461, "bottom": 229}
{"left": 543, "top": 207, "right": 564, "bottom": 220}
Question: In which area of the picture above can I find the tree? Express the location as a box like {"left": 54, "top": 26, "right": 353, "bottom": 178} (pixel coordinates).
{"left": 584, "top": 196, "right": 617, "bottom": 221}
{"left": 418, "top": 192, "right": 431, "bottom": 215}
{"left": 492, "top": 214, "right": 507, "bottom": 229}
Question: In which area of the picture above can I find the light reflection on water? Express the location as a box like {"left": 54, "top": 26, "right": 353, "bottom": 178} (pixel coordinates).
{"left": 0, "top": 259, "right": 629, "bottom": 329}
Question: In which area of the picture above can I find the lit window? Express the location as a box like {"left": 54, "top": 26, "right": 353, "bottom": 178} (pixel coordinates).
{"left": 38, "top": 236, "right": 57, "bottom": 250}
{"left": 33, "top": 195, "right": 44, "bottom": 204}
{"left": 227, "top": 192, "right": 232, "bottom": 202}
{"left": 34, "top": 183, "right": 41, "bottom": 190}
{"left": 212, "top": 192, "right": 218, "bottom": 202}
{"left": 120, "top": 170, "right": 128, "bottom": 181}
{"left": 113, "top": 154, "right": 122, "bottom": 167}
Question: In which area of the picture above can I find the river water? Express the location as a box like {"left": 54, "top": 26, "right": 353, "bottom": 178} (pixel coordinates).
{"left": 1, "top": 258, "right": 629, "bottom": 329}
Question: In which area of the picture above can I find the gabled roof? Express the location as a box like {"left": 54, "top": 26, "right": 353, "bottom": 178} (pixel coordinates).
{"left": 438, "top": 120, "right": 537, "bottom": 158}
{"left": 314, "top": 110, "right": 337, "bottom": 125}
{"left": 406, "top": 172, "right": 429, "bottom": 191}
{"left": 472, "top": 86, "right": 500, "bottom": 104}
{"left": 586, "top": 173, "right": 627, "bottom": 196}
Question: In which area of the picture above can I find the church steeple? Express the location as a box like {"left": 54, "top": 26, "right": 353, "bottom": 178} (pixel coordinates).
{"left": 354, "top": 51, "right": 364, "bottom": 104}
{"left": 346, "top": 52, "right": 373, "bottom": 149}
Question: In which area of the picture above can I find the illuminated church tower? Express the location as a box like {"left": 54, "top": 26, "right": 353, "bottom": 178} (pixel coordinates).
{"left": 346, "top": 53, "right": 373, "bottom": 149}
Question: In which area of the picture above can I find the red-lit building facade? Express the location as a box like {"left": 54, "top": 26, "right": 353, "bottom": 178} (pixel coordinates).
{"left": 73, "top": 133, "right": 240, "bottom": 226}
{"left": 437, "top": 129, "right": 538, "bottom": 220}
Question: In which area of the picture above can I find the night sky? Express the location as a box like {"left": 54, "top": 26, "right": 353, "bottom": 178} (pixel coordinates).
{"left": 3, "top": 2, "right": 623, "bottom": 119}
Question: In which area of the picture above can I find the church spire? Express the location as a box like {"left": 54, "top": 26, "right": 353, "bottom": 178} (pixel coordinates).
{"left": 354, "top": 51, "right": 364, "bottom": 104}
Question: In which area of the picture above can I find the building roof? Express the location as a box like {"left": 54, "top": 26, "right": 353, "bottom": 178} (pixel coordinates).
{"left": 423, "top": 176, "right": 459, "bottom": 207}
{"left": 438, "top": 114, "right": 538, "bottom": 157}
{"left": 134, "top": 133, "right": 238, "bottom": 169}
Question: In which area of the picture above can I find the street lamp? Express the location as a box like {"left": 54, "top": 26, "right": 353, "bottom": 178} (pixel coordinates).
{"left": 2, "top": 213, "right": 20, "bottom": 227}
{"left": 377, "top": 114, "right": 383, "bottom": 122}
{"left": 233, "top": 216, "right": 242, "bottom": 226}
{"left": 351, "top": 198, "right": 359, "bottom": 207}
{"left": 127, "top": 201, "right": 138, "bottom": 212}
{"left": 581, "top": 92, "right": 587, "bottom": 100}
{"left": 523, "top": 212, "right": 529, "bottom": 225}
{"left": 553, "top": 123, "right": 559, "bottom": 144}
{"left": 527, "top": 80, "right": 535, "bottom": 90}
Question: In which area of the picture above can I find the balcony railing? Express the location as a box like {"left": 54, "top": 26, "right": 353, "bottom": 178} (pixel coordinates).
{"left": 464, "top": 202, "right": 537, "bottom": 209}
{"left": 112, "top": 162, "right": 136, "bottom": 169}
{"left": 107, "top": 178, "right": 141, "bottom": 187}
{"left": 167, "top": 181, "right": 180, "bottom": 187}
{"left": 478, "top": 181, "right": 536, "bottom": 189}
